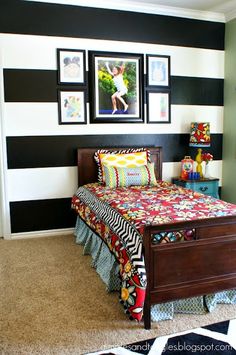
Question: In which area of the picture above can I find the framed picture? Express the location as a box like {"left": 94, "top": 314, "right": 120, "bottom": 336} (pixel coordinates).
{"left": 147, "top": 55, "right": 170, "bottom": 87}
{"left": 57, "top": 48, "right": 86, "bottom": 84}
{"left": 58, "top": 90, "right": 87, "bottom": 124}
{"left": 89, "top": 51, "right": 144, "bottom": 123}
{"left": 147, "top": 91, "right": 171, "bottom": 124}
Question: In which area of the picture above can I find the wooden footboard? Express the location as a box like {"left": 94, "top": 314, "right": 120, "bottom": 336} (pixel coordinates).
{"left": 143, "top": 215, "right": 236, "bottom": 329}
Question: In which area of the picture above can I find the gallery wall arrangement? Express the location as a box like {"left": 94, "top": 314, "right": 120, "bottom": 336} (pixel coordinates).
{"left": 57, "top": 49, "right": 171, "bottom": 125}
{"left": 0, "top": 1, "right": 224, "bottom": 236}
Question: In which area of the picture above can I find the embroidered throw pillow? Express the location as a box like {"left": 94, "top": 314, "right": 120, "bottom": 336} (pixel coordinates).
{"left": 103, "top": 163, "right": 157, "bottom": 188}
{"left": 94, "top": 148, "right": 150, "bottom": 183}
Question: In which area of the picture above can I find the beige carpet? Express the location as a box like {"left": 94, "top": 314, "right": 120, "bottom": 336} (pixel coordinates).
{"left": 0, "top": 234, "right": 236, "bottom": 355}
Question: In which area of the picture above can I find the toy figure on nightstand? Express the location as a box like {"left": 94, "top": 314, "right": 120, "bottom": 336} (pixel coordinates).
{"left": 181, "top": 156, "right": 194, "bottom": 179}
{"left": 195, "top": 148, "right": 203, "bottom": 178}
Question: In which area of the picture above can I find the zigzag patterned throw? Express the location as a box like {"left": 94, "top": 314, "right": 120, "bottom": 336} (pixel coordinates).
{"left": 76, "top": 186, "right": 146, "bottom": 286}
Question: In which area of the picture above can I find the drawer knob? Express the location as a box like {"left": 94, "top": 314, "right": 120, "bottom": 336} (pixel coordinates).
{"left": 200, "top": 186, "right": 208, "bottom": 192}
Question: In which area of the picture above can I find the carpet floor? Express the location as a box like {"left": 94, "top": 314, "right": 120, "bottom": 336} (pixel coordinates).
{"left": 88, "top": 319, "right": 236, "bottom": 354}
{"left": 1, "top": 234, "right": 236, "bottom": 355}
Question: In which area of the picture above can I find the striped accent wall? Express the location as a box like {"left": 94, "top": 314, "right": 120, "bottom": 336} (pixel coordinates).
{"left": 0, "top": 1, "right": 224, "bottom": 235}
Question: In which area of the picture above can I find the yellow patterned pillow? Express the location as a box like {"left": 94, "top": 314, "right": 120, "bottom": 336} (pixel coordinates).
{"left": 101, "top": 151, "right": 147, "bottom": 166}
{"left": 94, "top": 148, "right": 150, "bottom": 183}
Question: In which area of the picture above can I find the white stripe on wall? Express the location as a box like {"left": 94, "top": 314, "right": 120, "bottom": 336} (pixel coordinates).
{"left": 7, "top": 166, "right": 78, "bottom": 201}
{"left": 0, "top": 34, "right": 224, "bottom": 78}
{"left": 4, "top": 103, "right": 223, "bottom": 136}
{"left": 7, "top": 161, "right": 222, "bottom": 202}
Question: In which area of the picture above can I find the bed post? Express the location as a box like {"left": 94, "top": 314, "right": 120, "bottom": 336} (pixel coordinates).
{"left": 143, "top": 227, "right": 151, "bottom": 330}
{"left": 143, "top": 297, "right": 151, "bottom": 330}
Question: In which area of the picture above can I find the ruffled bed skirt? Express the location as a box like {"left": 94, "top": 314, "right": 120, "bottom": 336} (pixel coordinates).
{"left": 75, "top": 216, "right": 236, "bottom": 321}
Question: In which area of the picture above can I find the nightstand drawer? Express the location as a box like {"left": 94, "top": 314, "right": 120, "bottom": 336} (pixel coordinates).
{"left": 172, "top": 178, "right": 219, "bottom": 199}
{"left": 188, "top": 182, "right": 217, "bottom": 195}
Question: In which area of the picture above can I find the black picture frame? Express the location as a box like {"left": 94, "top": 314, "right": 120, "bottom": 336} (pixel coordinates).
{"left": 89, "top": 51, "right": 144, "bottom": 123}
{"left": 58, "top": 89, "right": 87, "bottom": 125}
{"left": 57, "top": 48, "right": 86, "bottom": 85}
{"left": 146, "top": 54, "right": 170, "bottom": 88}
{"left": 147, "top": 90, "right": 171, "bottom": 124}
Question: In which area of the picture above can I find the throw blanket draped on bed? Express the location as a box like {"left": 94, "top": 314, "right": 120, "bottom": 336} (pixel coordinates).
{"left": 71, "top": 181, "right": 236, "bottom": 321}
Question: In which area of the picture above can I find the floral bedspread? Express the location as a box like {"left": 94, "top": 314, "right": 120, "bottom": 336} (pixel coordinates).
{"left": 71, "top": 181, "right": 236, "bottom": 321}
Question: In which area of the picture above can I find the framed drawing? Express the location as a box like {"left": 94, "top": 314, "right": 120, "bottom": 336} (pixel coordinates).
{"left": 147, "top": 55, "right": 170, "bottom": 87}
{"left": 58, "top": 90, "right": 87, "bottom": 124}
{"left": 57, "top": 48, "right": 86, "bottom": 84}
{"left": 89, "top": 51, "right": 144, "bottom": 123}
{"left": 147, "top": 91, "right": 171, "bottom": 123}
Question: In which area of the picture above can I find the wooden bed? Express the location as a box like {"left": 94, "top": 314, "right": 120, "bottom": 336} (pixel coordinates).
{"left": 76, "top": 146, "right": 236, "bottom": 329}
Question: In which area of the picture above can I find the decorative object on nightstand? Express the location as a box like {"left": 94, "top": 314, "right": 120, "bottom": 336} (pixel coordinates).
{"left": 189, "top": 122, "right": 211, "bottom": 148}
{"left": 189, "top": 122, "right": 211, "bottom": 178}
{"left": 195, "top": 148, "right": 203, "bottom": 177}
{"left": 201, "top": 152, "right": 213, "bottom": 179}
{"left": 172, "top": 177, "right": 219, "bottom": 199}
{"left": 181, "top": 156, "right": 194, "bottom": 179}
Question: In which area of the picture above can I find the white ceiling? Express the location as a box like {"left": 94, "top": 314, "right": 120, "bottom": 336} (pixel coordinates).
{"left": 27, "top": 0, "right": 236, "bottom": 22}
{"left": 129, "top": 0, "right": 236, "bottom": 12}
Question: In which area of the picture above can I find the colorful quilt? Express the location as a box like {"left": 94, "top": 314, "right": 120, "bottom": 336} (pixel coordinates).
{"left": 71, "top": 181, "right": 236, "bottom": 322}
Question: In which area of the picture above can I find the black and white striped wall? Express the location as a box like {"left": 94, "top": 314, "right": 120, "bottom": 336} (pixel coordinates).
{"left": 0, "top": 1, "right": 224, "bottom": 237}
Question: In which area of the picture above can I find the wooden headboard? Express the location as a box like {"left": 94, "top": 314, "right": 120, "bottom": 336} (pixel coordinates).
{"left": 77, "top": 147, "right": 162, "bottom": 186}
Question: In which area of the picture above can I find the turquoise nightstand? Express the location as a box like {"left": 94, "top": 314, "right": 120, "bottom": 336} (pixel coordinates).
{"left": 172, "top": 177, "right": 219, "bottom": 199}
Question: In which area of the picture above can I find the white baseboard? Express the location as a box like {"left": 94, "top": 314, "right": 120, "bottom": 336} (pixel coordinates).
{"left": 9, "top": 228, "right": 74, "bottom": 240}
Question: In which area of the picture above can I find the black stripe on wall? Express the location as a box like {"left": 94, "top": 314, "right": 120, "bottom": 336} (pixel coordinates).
{"left": 4, "top": 69, "right": 58, "bottom": 102}
{"left": 171, "top": 76, "right": 224, "bottom": 106}
{"left": 10, "top": 198, "right": 76, "bottom": 233}
{"left": 0, "top": 1, "right": 224, "bottom": 50}
{"left": 7, "top": 134, "right": 222, "bottom": 169}
{"left": 4, "top": 69, "right": 224, "bottom": 106}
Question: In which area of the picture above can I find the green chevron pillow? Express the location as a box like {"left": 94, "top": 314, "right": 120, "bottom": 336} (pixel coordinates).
{"left": 103, "top": 163, "right": 157, "bottom": 188}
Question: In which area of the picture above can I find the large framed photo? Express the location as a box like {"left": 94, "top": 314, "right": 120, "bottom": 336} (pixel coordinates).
{"left": 89, "top": 51, "right": 144, "bottom": 123}
{"left": 147, "top": 90, "right": 171, "bottom": 124}
{"left": 58, "top": 90, "right": 87, "bottom": 124}
{"left": 57, "top": 48, "right": 86, "bottom": 84}
{"left": 147, "top": 55, "right": 170, "bottom": 87}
